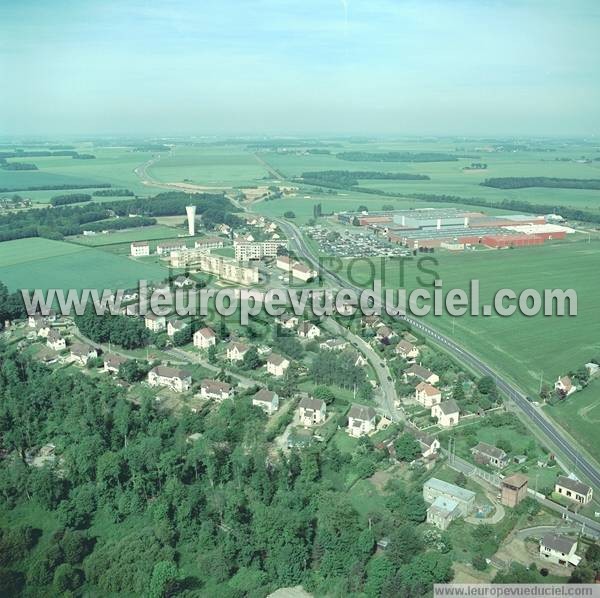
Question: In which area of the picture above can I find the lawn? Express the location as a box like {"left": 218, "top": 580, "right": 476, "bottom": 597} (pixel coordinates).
{"left": 0, "top": 237, "right": 169, "bottom": 292}
{"left": 67, "top": 225, "right": 186, "bottom": 246}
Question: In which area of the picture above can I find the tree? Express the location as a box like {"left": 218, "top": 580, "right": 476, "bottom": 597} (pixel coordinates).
{"left": 454, "top": 472, "right": 468, "bottom": 487}
{"left": 148, "top": 560, "right": 178, "bottom": 598}
{"left": 242, "top": 346, "right": 261, "bottom": 370}
{"left": 387, "top": 524, "right": 422, "bottom": 567}
{"left": 472, "top": 554, "right": 487, "bottom": 571}
{"left": 53, "top": 563, "right": 83, "bottom": 592}
{"left": 394, "top": 434, "right": 421, "bottom": 462}
{"left": 312, "top": 385, "right": 335, "bottom": 405}
{"left": 283, "top": 211, "right": 296, "bottom": 218}
{"left": 452, "top": 379, "right": 465, "bottom": 402}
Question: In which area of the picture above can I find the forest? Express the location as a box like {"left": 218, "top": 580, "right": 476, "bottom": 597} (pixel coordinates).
{"left": 300, "top": 170, "right": 430, "bottom": 189}
{"left": 481, "top": 177, "right": 600, "bottom": 190}
{"left": 50, "top": 194, "right": 92, "bottom": 207}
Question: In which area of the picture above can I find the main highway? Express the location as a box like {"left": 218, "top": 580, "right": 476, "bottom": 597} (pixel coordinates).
{"left": 275, "top": 217, "right": 600, "bottom": 492}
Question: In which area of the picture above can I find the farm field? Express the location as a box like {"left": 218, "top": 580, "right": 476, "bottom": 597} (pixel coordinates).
{"left": 336, "top": 240, "right": 600, "bottom": 396}
{"left": 67, "top": 224, "right": 185, "bottom": 246}
{"left": 0, "top": 237, "right": 168, "bottom": 292}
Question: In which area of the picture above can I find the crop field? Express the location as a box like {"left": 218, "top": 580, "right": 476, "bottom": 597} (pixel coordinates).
{"left": 0, "top": 237, "right": 168, "bottom": 292}
{"left": 146, "top": 145, "right": 268, "bottom": 187}
{"left": 68, "top": 225, "right": 185, "bottom": 246}
{"left": 335, "top": 239, "right": 600, "bottom": 396}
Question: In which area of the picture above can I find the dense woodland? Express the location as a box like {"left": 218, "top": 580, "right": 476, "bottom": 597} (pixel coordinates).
{"left": 300, "top": 170, "right": 430, "bottom": 189}
{"left": 481, "top": 177, "right": 600, "bottom": 190}
{"left": 50, "top": 194, "right": 92, "bottom": 207}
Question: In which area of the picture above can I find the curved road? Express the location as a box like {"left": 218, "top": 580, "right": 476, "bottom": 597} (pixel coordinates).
{"left": 275, "top": 217, "right": 600, "bottom": 492}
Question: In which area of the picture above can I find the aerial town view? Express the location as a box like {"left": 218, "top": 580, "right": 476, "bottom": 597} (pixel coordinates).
{"left": 1, "top": 1, "right": 600, "bottom": 597}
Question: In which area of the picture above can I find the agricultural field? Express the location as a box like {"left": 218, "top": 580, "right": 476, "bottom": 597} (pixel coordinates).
{"left": 0, "top": 237, "right": 168, "bottom": 292}
{"left": 67, "top": 224, "right": 185, "bottom": 246}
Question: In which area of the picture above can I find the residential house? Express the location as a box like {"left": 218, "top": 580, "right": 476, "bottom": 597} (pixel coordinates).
{"left": 585, "top": 362, "right": 600, "bottom": 377}
{"left": 298, "top": 397, "right": 327, "bottom": 426}
{"left": 276, "top": 255, "right": 292, "bottom": 271}
{"left": 266, "top": 353, "right": 290, "bottom": 377}
{"left": 405, "top": 364, "right": 439, "bottom": 385}
{"left": 252, "top": 389, "right": 280, "bottom": 415}
{"left": 173, "top": 275, "right": 193, "bottom": 288}
{"left": 28, "top": 314, "right": 47, "bottom": 328}
{"left": 319, "top": 338, "right": 348, "bottom": 351}
{"left": 501, "top": 474, "right": 529, "bottom": 508}
{"left": 539, "top": 534, "right": 581, "bottom": 568}
{"left": 347, "top": 404, "right": 377, "bottom": 438}
{"left": 145, "top": 313, "right": 167, "bottom": 332}
{"left": 395, "top": 340, "right": 419, "bottom": 360}
{"left": 414, "top": 382, "right": 442, "bottom": 408}
{"left": 423, "top": 478, "right": 476, "bottom": 516}
{"left": 554, "top": 376, "right": 576, "bottom": 397}
{"left": 46, "top": 329, "right": 66, "bottom": 351}
{"left": 555, "top": 475, "right": 593, "bottom": 505}
{"left": 471, "top": 442, "right": 509, "bottom": 469}
{"left": 291, "top": 262, "right": 317, "bottom": 282}
{"left": 148, "top": 366, "right": 192, "bottom": 393}
{"left": 276, "top": 314, "right": 299, "bottom": 329}
{"left": 361, "top": 315, "right": 384, "bottom": 329}
{"left": 36, "top": 324, "right": 52, "bottom": 339}
{"left": 200, "top": 379, "right": 233, "bottom": 401}
{"left": 406, "top": 426, "right": 441, "bottom": 459}
{"left": 376, "top": 326, "right": 396, "bottom": 344}
{"left": 227, "top": 341, "right": 249, "bottom": 362}
{"left": 103, "top": 354, "right": 127, "bottom": 374}
{"left": 167, "top": 319, "right": 188, "bottom": 338}
{"left": 130, "top": 241, "right": 150, "bottom": 257}
{"left": 431, "top": 400, "right": 460, "bottom": 427}
{"left": 426, "top": 497, "right": 461, "bottom": 530}
{"left": 193, "top": 327, "right": 216, "bottom": 349}
{"left": 70, "top": 343, "right": 98, "bottom": 366}
{"left": 298, "top": 321, "right": 320, "bottom": 339}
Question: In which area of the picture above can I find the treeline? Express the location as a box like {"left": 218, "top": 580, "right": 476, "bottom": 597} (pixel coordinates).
{"left": 337, "top": 151, "right": 460, "bottom": 163}
{"left": 74, "top": 305, "right": 149, "bottom": 349}
{"left": 72, "top": 154, "right": 96, "bottom": 160}
{"left": 0, "top": 191, "right": 240, "bottom": 242}
{"left": 0, "top": 281, "right": 26, "bottom": 328}
{"left": 0, "top": 183, "right": 112, "bottom": 193}
{"left": 0, "top": 162, "right": 39, "bottom": 171}
{"left": 482, "top": 177, "right": 600, "bottom": 190}
{"left": 0, "top": 343, "right": 451, "bottom": 597}
{"left": 92, "top": 189, "right": 134, "bottom": 197}
{"left": 50, "top": 194, "right": 92, "bottom": 206}
{"left": 0, "top": 150, "right": 91, "bottom": 159}
{"left": 408, "top": 192, "right": 600, "bottom": 225}
{"left": 301, "top": 170, "right": 430, "bottom": 189}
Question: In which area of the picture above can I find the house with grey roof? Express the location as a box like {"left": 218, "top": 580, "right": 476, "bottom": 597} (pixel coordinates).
{"left": 298, "top": 397, "right": 326, "bottom": 427}
{"left": 347, "top": 404, "right": 377, "bottom": 438}
{"left": 555, "top": 475, "right": 593, "bottom": 505}
{"left": 539, "top": 533, "right": 581, "bottom": 567}
{"left": 148, "top": 365, "right": 192, "bottom": 393}
{"left": 423, "top": 478, "right": 475, "bottom": 517}
{"left": 431, "top": 399, "right": 460, "bottom": 428}
{"left": 252, "top": 389, "right": 279, "bottom": 415}
{"left": 471, "top": 442, "right": 509, "bottom": 469}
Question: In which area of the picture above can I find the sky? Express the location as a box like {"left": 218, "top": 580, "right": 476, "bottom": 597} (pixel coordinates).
{"left": 1, "top": 0, "right": 599, "bottom": 137}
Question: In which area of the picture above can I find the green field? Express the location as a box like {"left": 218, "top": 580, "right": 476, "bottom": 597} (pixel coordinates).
{"left": 67, "top": 224, "right": 185, "bottom": 246}
{"left": 0, "top": 237, "right": 168, "bottom": 292}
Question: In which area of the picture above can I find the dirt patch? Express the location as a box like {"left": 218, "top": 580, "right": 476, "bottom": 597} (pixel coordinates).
{"left": 369, "top": 468, "right": 397, "bottom": 492}
{"left": 452, "top": 561, "right": 494, "bottom": 583}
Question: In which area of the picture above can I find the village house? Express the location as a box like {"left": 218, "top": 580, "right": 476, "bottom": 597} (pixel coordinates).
{"left": 361, "top": 315, "right": 384, "bottom": 329}
{"left": 376, "top": 326, "right": 396, "bottom": 344}
{"left": 193, "top": 327, "right": 216, "bottom": 349}
{"left": 585, "top": 362, "right": 600, "bottom": 377}
{"left": 539, "top": 534, "right": 581, "bottom": 568}
{"left": 298, "top": 397, "right": 327, "bottom": 426}
{"left": 348, "top": 350, "right": 368, "bottom": 368}
{"left": 276, "top": 313, "right": 299, "bottom": 329}
{"left": 200, "top": 378, "right": 233, "bottom": 401}
{"left": 36, "top": 324, "right": 52, "bottom": 338}
{"left": 130, "top": 241, "right": 150, "bottom": 257}
{"left": 173, "top": 275, "right": 193, "bottom": 288}
{"left": 347, "top": 404, "right": 377, "bottom": 438}
{"left": 234, "top": 232, "right": 255, "bottom": 243}
{"left": 431, "top": 399, "right": 460, "bottom": 428}
{"left": 46, "top": 329, "right": 66, "bottom": 352}
{"left": 395, "top": 340, "right": 419, "bottom": 360}
{"left": 227, "top": 341, "right": 249, "bottom": 362}
{"left": 414, "top": 382, "right": 442, "bottom": 408}
{"left": 145, "top": 313, "right": 167, "bottom": 332}
{"left": 405, "top": 364, "right": 440, "bottom": 385}
{"left": 252, "top": 388, "right": 280, "bottom": 415}
{"left": 298, "top": 321, "right": 321, "bottom": 339}
{"left": 70, "top": 342, "right": 98, "bottom": 366}
{"left": 103, "top": 354, "right": 127, "bottom": 374}
{"left": 28, "top": 314, "right": 48, "bottom": 328}
{"left": 554, "top": 376, "right": 576, "bottom": 397}
{"left": 471, "top": 442, "right": 509, "bottom": 469}
{"left": 167, "top": 319, "right": 188, "bottom": 337}
{"left": 319, "top": 338, "right": 348, "bottom": 352}
{"left": 148, "top": 366, "right": 192, "bottom": 393}
{"left": 423, "top": 478, "right": 476, "bottom": 530}
{"left": 501, "top": 474, "right": 528, "bottom": 508}
{"left": 266, "top": 353, "right": 290, "bottom": 377}
{"left": 406, "top": 426, "right": 441, "bottom": 459}
{"left": 555, "top": 475, "right": 593, "bottom": 505}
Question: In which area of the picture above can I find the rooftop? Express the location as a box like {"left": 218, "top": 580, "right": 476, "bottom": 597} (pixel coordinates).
{"left": 424, "top": 477, "right": 476, "bottom": 502}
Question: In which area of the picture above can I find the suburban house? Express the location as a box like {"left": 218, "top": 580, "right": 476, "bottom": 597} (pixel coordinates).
{"left": 130, "top": 241, "right": 150, "bottom": 257}
{"left": 193, "top": 327, "right": 217, "bottom": 349}
{"left": 148, "top": 366, "right": 192, "bottom": 393}
{"left": 347, "top": 404, "right": 377, "bottom": 438}
{"left": 200, "top": 378, "right": 233, "bottom": 401}
{"left": 406, "top": 426, "right": 441, "bottom": 459}
{"left": 36, "top": 325, "right": 52, "bottom": 338}
{"left": 554, "top": 376, "right": 576, "bottom": 397}
{"left": 252, "top": 388, "right": 280, "bottom": 415}
{"left": 298, "top": 397, "right": 327, "bottom": 426}
{"left": 348, "top": 350, "right": 368, "bottom": 368}
{"left": 28, "top": 314, "right": 48, "bottom": 328}
{"left": 167, "top": 319, "right": 188, "bottom": 337}
{"left": 405, "top": 364, "right": 440, "bottom": 385}
{"left": 319, "top": 338, "right": 348, "bottom": 351}
{"left": 361, "top": 315, "right": 384, "bottom": 329}
{"left": 173, "top": 275, "right": 193, "bottom": 288}
{"left": 103, "top": 354, "right": 127, "bottom": 374}
{"left": 276, "top": 314, "right": 299, "bottom": 329}
{"left": 145, "top": 313, "right": 167, "bottom": 332}
{"left": 431, "top": 399, "right": 460, "bottom": 427}
{"left": 555, "top": 475, "right": 593, "bottom": 505}
{"left": 395, "top": 340, "right": 419, "bottom": 360}
{"left": 376, "top": 326, "right": 396, "bottom": 344}
{"left": 501, "top": 474, "right": 529, "bottom": 508}
{"left": 46, "top": 329, "right": 66, "bottom": 352}
{"left": 226, "top": 341, "right": 249, "bottom": 362}
{"left": 423, "top": 478, "right": 476, "bottom": 530}
{"left": 266, "top": 353, "right": 290, "bottom": 377}
{"left": 471, "top": 442, "right": 509, "bottom": 469}
{"left": 414, "top": 382, "right": 442, "bottom": 408}
{"left": 539, "top": 534, "right": 581, "bottom": 568}
{"left": 298, "top": 321, "right": 321, "bottom": 339}
{"left": 70, "top": 343, "right": 98, "bottom": 366}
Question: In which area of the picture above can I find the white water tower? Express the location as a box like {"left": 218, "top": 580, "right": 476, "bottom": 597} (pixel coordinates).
{"left": 185, "top": 205, "right": 196, "bottom": 236}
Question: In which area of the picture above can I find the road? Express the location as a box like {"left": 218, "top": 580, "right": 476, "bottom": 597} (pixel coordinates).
{"left": 275, "top": 217, "right": 600, "bottom": 492}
